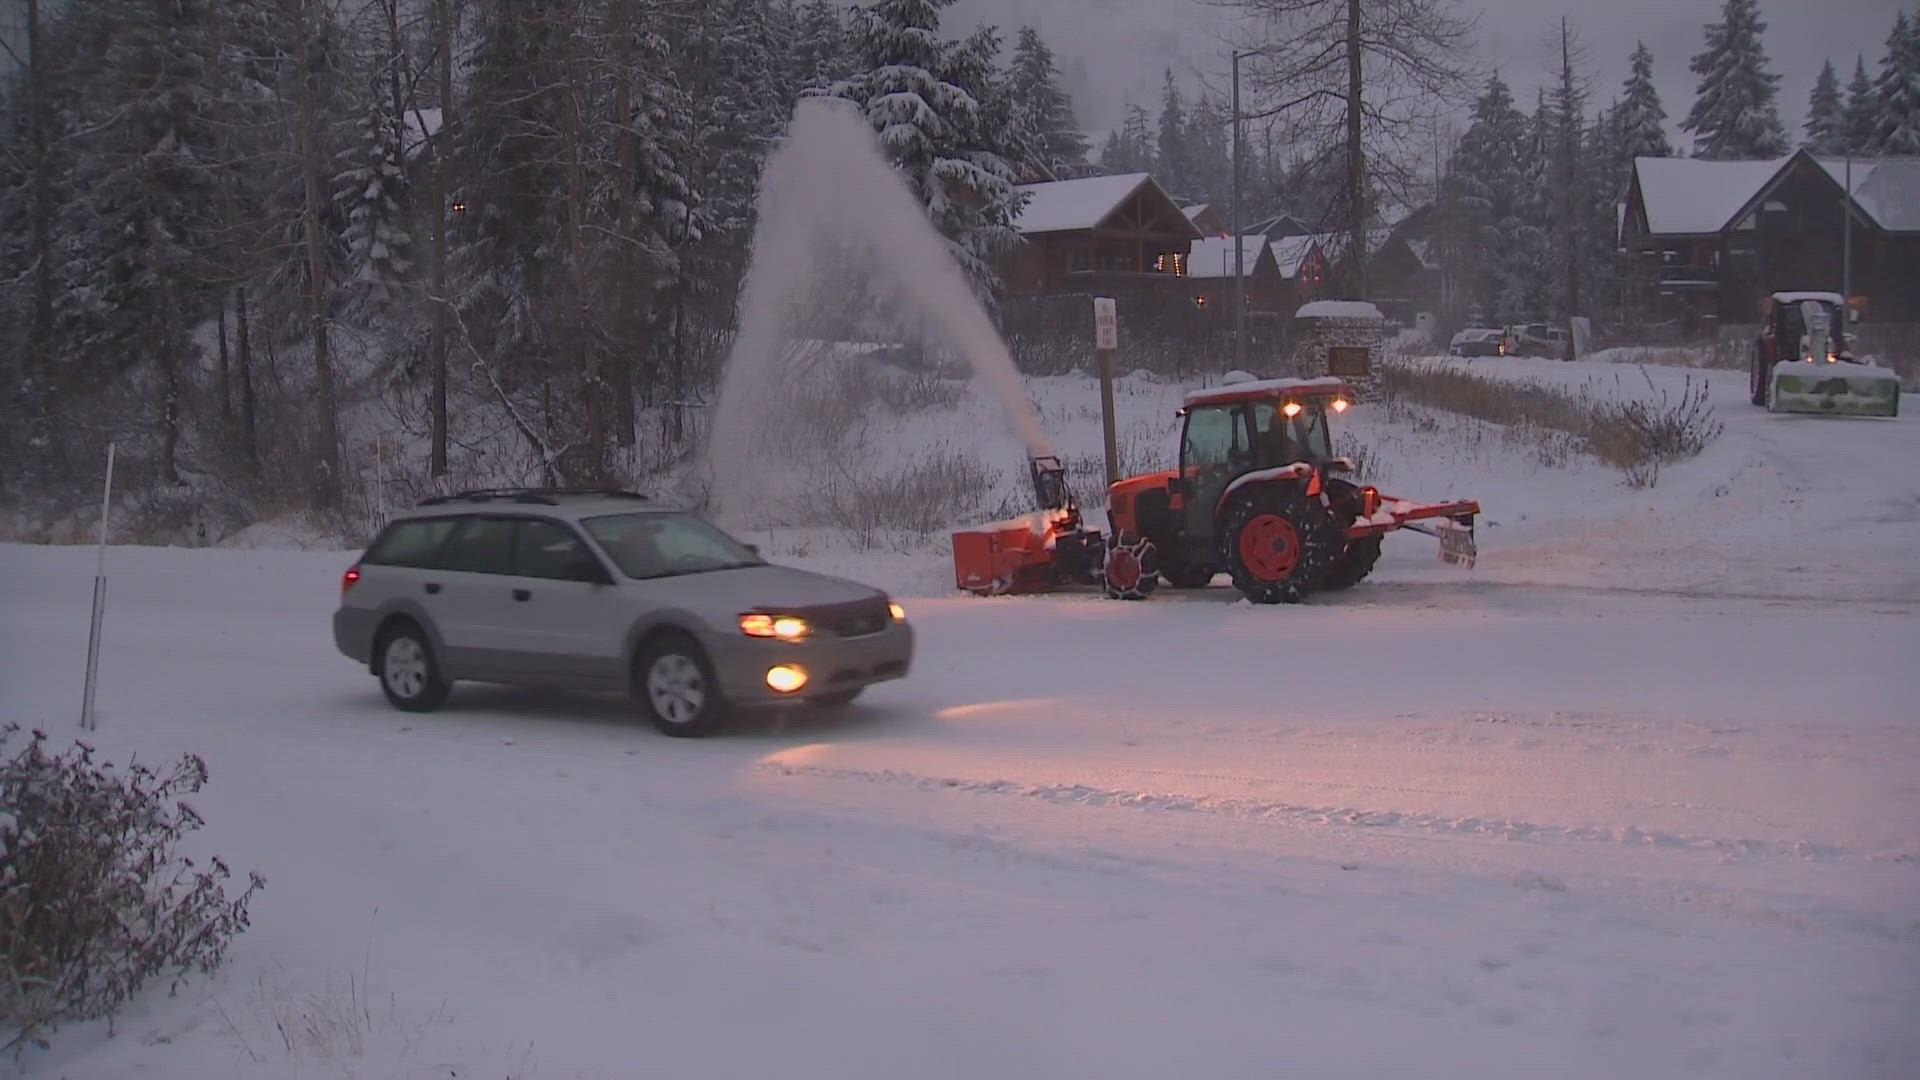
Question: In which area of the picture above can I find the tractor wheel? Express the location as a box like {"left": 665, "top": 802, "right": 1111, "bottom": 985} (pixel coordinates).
{"left": 1222, "top": 486, "right": 1342, "bottom": 604}
{"left": 1103, "top": 534, "right": 1159, "bottom": 600}
{"left": 1160, "top": 564, "right": 1216, "bottom": 589}
{"left": 1316, "top": 535, "right": 1383, "bottom": 592}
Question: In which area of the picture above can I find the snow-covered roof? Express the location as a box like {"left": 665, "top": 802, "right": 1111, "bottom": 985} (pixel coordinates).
{"left": 1012, "top": 173, "right": 1198, "bottom": 236}
{"left": 1294, "top": 300, "right": 1384, "bottom": 322}
{"left": 1183, "top": 376, "right": 1349, "bottom": 408}
{"left": 1813, "top": 156, "right": 1920, "bottom": 233}
{"left": 1186, "top": 236, "right": 1272, "bottom": 278}
{"left": 1182, "top": 203, "right": 1210, "bottom": 221}
{"left": 1269, "top": 234, "right": 1321, "bottom": 278}
{"left": 1633, "top": 154, "right": 1793, "bottom": 235}
{"left": 1770, "top": 291, "right": 1847, "bottom": 305}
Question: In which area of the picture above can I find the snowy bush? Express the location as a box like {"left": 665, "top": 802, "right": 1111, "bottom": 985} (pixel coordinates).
{"left": 0, "top": 726, "right": 263, "bottom": 1055}
{"left": 810, "top": 453, "right": 999, "bottom": 550}
{"left": 1376, "top": 360, "right": 1722, "bottom": 488}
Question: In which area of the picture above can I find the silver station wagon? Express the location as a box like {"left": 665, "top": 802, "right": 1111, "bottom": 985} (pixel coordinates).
{"left": 333, "top": 489, "right": 913, "bottom": 736}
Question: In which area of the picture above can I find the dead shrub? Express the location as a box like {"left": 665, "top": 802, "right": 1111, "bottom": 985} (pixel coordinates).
{"left": 1376, "top": 360, "right": 1723, "bottom": 488}
{"left": 1, "top": 726, "right": 264, "bottom": 1055}
{"left": 807, "top": 453, "right": 999, "bottom": 549}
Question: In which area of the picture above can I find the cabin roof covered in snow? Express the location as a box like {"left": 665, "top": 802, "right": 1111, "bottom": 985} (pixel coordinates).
{"left": 1186, "top": 236, "right": 1273, "bottom": 278}
{"left": 1012, "top": 173, "right": 1200, "bottom": 237}
{"left": 1633, "top": 154, "right": 1793, "bottom": 236}
{"left": 1813, "top": 156, "right": 1920, "bottom": 233}
{"left": 1269, "top": 234, "right": 1321, "bottom": 278}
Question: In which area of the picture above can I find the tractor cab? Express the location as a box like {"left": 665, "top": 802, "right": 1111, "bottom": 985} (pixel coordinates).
{"left": 1172, "top": 377, "right": 1351, "bottom": 539}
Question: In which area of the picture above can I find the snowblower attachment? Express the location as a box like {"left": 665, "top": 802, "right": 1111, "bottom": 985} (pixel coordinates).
{"left": 951, "top": 456, "right": 1104, "bottom": 596}
{"left": 1768, "top": 362, "right": 1901, "bottom": 417}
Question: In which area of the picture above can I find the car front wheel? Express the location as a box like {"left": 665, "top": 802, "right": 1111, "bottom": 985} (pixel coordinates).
{"left": 635, "top": 635, "right": 727, "bottom": 737}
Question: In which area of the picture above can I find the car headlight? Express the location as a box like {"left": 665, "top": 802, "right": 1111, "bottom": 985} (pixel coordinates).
{"left": 739, "top": 613, "right": 809, "bottom": 640}
{"left": 888, "top": 601, "right": 907, "bottom": 623}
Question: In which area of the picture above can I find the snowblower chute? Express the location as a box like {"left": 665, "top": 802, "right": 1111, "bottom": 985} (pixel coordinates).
{"left": 951, "top": 376, "right": 1481, "bottom": 604}
{"left": 1752, "top": 292, "right": 1900, "bottom": 418}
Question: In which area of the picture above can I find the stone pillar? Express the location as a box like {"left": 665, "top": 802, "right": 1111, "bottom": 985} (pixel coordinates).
{"left": 1290, "top": 301, "right": 1386, "bottom": 400}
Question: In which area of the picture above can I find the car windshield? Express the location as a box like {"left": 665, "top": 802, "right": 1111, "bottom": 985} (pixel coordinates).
{"left": 580, "top": 512, "right": 764, "bottom": 580}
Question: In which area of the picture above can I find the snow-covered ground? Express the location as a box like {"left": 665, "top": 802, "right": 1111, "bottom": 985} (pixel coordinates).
{"left": 3, "top": 361, "right": 1917, "bottom": 1079}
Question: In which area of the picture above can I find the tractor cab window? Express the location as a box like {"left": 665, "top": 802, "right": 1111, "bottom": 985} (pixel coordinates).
{"left": 1182, "top": 405, "right": 1243, "bottom": 474}
{"left": 1249, "top": 402, "right": 1333, "bottom": 466}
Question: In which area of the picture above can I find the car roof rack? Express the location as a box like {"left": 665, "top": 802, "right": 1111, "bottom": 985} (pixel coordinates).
{"left": 415, "top": 487, "right": 650, "bottom": 507}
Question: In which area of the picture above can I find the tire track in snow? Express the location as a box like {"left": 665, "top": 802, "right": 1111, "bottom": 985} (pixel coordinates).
{"left": 757, "top": 759, "right": 1913, "bottom": 870}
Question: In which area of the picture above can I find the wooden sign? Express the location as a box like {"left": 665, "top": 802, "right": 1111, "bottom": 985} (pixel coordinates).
{"left": 1327, "top": 345, "right": 1370, "bottom": 377}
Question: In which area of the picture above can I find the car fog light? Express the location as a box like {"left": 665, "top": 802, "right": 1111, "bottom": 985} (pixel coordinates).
{"left": 766, "top": 665, "right": 808, "bottom": 693}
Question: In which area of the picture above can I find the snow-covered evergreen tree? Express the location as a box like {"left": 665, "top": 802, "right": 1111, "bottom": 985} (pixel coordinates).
{"left": 1803, "top": 59, "right": 1846, "bottom": 153}
{"left": 1612, "top": 42, "right": 1673, "bottom": 161}
{"left": 1681, "top": 0, "right": 1788, "bottom": 159}
{"left": 1005, "top": 26, "right": 1089, "bottom": 181}
{"left": 1439, "top": 74, "right": 1529, "bottom": 321}
{"left": 1156, "top": 70, "right": 1189, "bottom": 198}
{"left": 1185, "top": 94, "right": 1232, "bottom": 211}
{"left": 1844, "top": 55, "right": 1879, "bottom": 153}
{"left": 826, "top": 0, "right": 1025, "bottom": 292}
{"left": 789, "top": 0, "right": 856, "bottom": 93}
{"left": 1869, "top": 12, "right": 1920, "bottom": 154}
{"left": 333, "top": 77, "right": 414, "bottom": 315}
{"left": 1496, "top": 90, "right": 1554, "bottom": 317}
{"left": 1118, "top": 103, "right": 1156, "bottom": 171}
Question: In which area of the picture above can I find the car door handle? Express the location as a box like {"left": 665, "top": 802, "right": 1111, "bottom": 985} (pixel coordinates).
{"left": 512, "top": 588, "right": 531, "bottom": 602}
{"left": 424, "top": 582, "right": 442, "bottom": 595}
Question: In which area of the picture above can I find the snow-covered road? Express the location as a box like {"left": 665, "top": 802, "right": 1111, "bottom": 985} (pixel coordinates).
{"left": 2, "top": 364, "right": 1916, "bottom": 1079}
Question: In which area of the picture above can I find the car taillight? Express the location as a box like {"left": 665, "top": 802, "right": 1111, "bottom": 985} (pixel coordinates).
{"left": 342, "top": 565, "right": 361, "bottom": 595}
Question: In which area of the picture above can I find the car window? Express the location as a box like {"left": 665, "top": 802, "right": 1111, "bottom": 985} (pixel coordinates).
{"left": 439, "top": 517, "right": 516, "bottom": 575}
{"left": 363, "top": 518, "right": 458, "bottom": 568}
{"left": 513, "top": 519, "right": 593, "bottom": 581}
{"left": 582, "top": 512, "right": 763, "bottom": 580}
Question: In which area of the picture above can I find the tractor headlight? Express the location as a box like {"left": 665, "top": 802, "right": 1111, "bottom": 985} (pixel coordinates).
{"left": 1281, "top": 401, "right": 1304, "bottom": 418}
{"left": 740, "top": 613, "right": 810, "bottom": 640}
{"left": 1331, "top": 398, "right": 1350, "bottom": 413}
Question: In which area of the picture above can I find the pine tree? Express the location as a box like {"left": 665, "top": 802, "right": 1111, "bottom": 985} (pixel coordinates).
{"left": 1156, "top": 69, "right": 1188, "bottom": 198}
{"left": 790, "top": 0, "right": 855, "bottom": 92}
{"left": 333, "top": 74, "right": 415, "bottom": 316}
{"left": 1844, "top": 55, "right": 1878, "bottom": 153}
{"left": 827, "top": 0, "right": 1025, "bottom": 292}
{"left": 1185, "top": 94, "right": 1232, "bottom": 210}
{"left": 1681, "top": 0, "right": 1788, "bottom": 159}
{"left": 1612, "top": 42, "right": 1673, "bottom": 161}
{"left": 1803, "top": 59, "right": 1846, "bottom": 153}
{"left": 1005, "top": 26, "right": 1089, "bottom": 181}
{"left": 1869, "top": 12, "right": 1920, "bottom": 154}
{"left": 1119, "top": 103, "right": 1155, "bottom": 171}
{"left": 1439, "top": 73, "right": 1525, "bottom": 320}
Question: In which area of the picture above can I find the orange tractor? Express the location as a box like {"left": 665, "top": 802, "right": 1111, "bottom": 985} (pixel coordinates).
{"left": 952, "top": 376, "right": 1479, "bottom": 603}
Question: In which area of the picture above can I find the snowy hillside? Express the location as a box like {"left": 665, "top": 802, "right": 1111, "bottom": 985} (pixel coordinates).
{"left": 3, "top": 361, "right": 1916, "bottom": 1079}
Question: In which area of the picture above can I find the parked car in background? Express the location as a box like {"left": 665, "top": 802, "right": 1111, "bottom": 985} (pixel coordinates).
{"left": 1505, "top": 323, "right": 1570, "bottom": 359}
{"left": 1448, "top": 327, "right": 1506, "bottom": 357}
{"left": 332, "top": 489, "right": 914, "bottom": 737}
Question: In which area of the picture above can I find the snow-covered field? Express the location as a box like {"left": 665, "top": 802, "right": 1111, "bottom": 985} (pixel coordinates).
{"left": 3, "top": 360, "right": 1917, "bottom": 1079}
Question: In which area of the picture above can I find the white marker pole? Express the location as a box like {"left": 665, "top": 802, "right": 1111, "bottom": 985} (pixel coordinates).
{"left": 80, "top": 442, "right": 115, "bottom": 731}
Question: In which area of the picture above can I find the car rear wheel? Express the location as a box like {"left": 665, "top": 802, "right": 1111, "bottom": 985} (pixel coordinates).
{"left": 376, "top": 622, "right": 451, "bottom": 712}
{"left": 635, "top": 635, "right": 727, "bottom": 738}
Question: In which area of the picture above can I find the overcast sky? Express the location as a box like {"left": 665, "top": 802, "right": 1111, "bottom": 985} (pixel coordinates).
{"left": 948, "top": 0, "right": 1908, "bottom": 154}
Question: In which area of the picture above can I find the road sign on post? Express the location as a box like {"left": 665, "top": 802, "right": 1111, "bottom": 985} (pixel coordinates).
{"left": 1092, "top": 297, "right": 1120, "bottom": 484}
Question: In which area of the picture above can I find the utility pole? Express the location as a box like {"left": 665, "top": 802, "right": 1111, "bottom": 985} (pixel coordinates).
{"left": 1842, "top": 150, "right": 1853, "bottom": 303}
{"left": 1231, "top": 49, "right": 1258, "bottom": 370}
